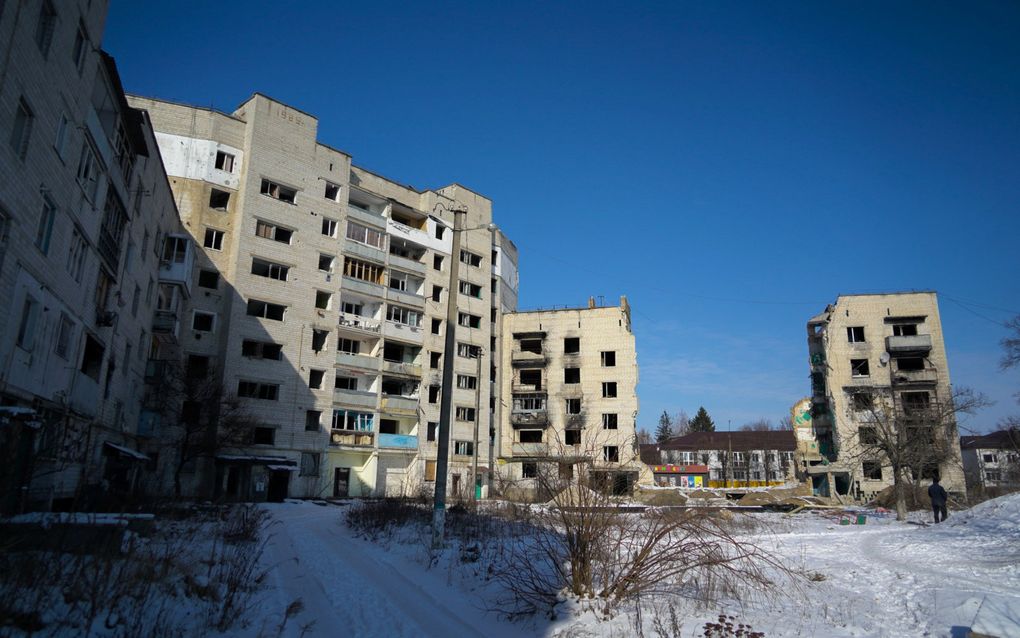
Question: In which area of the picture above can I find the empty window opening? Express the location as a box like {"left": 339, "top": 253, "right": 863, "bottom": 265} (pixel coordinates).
{"left": 253, "top": 427, "right": 275, "bottom": 445}
{"left": 565, "top": 398, "right": 581, "bottom": 414}
{"left": 260, "top": 178, "right": 296, "bottom": 203}
{"left": 564, "top": 430, "right": 581, "bottom": 445}
{"left": 858, "top": 427, "right": 878, "bottom": 445}
{"left": 335, "top": 376, "right": 358, "bottom": 391}
{"left": 431, "top": 285, "right": 442, "bottom": 302}
{"left": 862, "top": 461, "right": 883, "bottom": 480}
{"left": 246, "top": 299, "right": 286, "bottom": 321}
{"left": 433, "top": 254, "right": 444, "bottom": 270}
{"left": 520, "top": 339, "right": 542, "bottom": 354}
{"left": 430, "top": 351, "right": 441, "bottom": 369}
{"left": 459, "top": 250, "right": 482, "bottom": 267}
{"left": 256, "top": 220, "right": 293, "bottom": 244}
{"left": 321, "top": 218, "right": 338, "bottom": 237}
{"left": 308, "top": 369, "right": 326, "bottom": 389}
{"left": 459, "top": 281, "right": 482, "bottom": 298}
{"left": 603, "top": 446, "right": 620, "bottom": 462}
{"left": 209, "top": 188, "right": 230, "bottom": 210}
{"left": 431, "top": 319, "right": 441, "bottom": 335}
{"left": 311, "top": 329, "right": 329, "bottom": 352}
{"left": 851, "top": 359, "right": 870, "bottom": 377}
{"left": 564, "top": 368, "right": 580, "bottom": 384}
{"left": 318, "top": 254, "right": 335, "bottom": 273}
{"left": 198, "top": 269, "right": 219, "bottom": 289}
{"left": 847, "top": 326, "right": 866, "bottom": 343}
{"left": 428, "top": 386, "right": 440, "bottom": 403}
{"left": 10, "top": 97, "right": 34, "bottom": 160}
{"left": 343, "top": 257, "right": 384, "bottom": 284}
{"left": 522, "top": 462, "right": 538, "bottom": 478}
{"left": 457, "top": 374, "right": 477, "bottom": 390}
{"left": 435, "top": 225, "right": 445, "bottom": 240}
{"left": 602, "top": 382, "right": 618, "bottom": 398}
{"left": 192, "top": 311, "right": 215, "bottom": 332}
{"left": 458, "top": 313, "right": 482, "bottom": 329}
{"left": 893, "top": 324, "right": 919, "bottom": 337}
{"left": 215, "top": 151, "right": 235, "bottom": 172}
{"left": 601, "top": 351, "right": 616, "bottom": 367}
{"left": 315, "top": 291, "right": 332, "bottom": 310}
{"left": 338, "top": 338, "right": 360, "bottom": 355}
{"left": 454, "top": 441, "right": 474, "bottom": 456}
{"left": 901, "top": 391, "right": 931, "bottom": 414}
{"left": 238, "top": 381, "right": 279, "bottom": 400}
{"left": 242, "top": 340, "right": 282, "bottom": 360}
{"left": 851, "top": 392, "right": 873, "bottom": 411}
{"left": 896, "top": 357, "right": 925, "bottom": 371}
{"left": 564, "top": 337, "right": 580, "bottom": 354}
{"left": 458, "top": 343, "right": 481, "bottom": 358}
{"left": 35, "top": 1, "right": 57, "bottom": 57}
{"left": 324, "top": 181, "right": 341, "bottom": 201}
{"left": 519, "top": 369, "right": 542, "bottom": 389}
{"left": 204, "top": 228, "right": 225, "bottom": 250}
{"left": 456, "top": 406, "right": 476, "bottom": 421}
{"left": 427, "top": 422, "right": 438, "bottom": 442}
{"left": 251, "top": 257, "right": 289, "bottom": 281}
{"left": 603, "top": 413, "right": 618, "bottom": 429}
{"left": 305, "top": 410, "right": 322, "bottom": 431}
{"left": 519, "top": 430, "right": 543, "bottom": 443}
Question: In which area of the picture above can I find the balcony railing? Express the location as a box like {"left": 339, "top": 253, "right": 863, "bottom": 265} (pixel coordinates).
{"left": 333, "top": 388, "right": 377, "bottom": 410}
{"left": 510, "top": 411, "right": 549, "bottom": 428}
{"left": 511, "top": 350, "right": 546, "bottom": 367}
{"left": 886, "top": 334, "right": 933, "bottom": 354}
{"left": 338, "top": 311, "right": 381, "bottom": 333}
{"left": 152, "top": 310, "right": 179, "bottom": 340}
{"left": 382, "top": 360, "right": 422, "bottom": 377}
{"left": 329, "top": 429, "right": 374, "bottom": 447}
{"left": 892, "top": 368, "right": 938, "bottom": 384}
{"left": 512, "top": 442, "right": 549, "bottom": 457}
{"left": 378, "top": 433, "right": 418, "bottom": 450}
{"left": 336, "top": 352, "right": 379, "bottom": 370}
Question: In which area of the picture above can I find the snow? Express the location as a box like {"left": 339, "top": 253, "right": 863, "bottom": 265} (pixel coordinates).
{"left": 254, "top": 494, "right": 1020, "bottom": 638}
{"left": 3, "top": 512, "right": 155, "bottom": 527}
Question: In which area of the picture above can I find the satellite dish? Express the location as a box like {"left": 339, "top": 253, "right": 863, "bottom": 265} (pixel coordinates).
{"left": 879, "top": 353, "right": 890, "bottom": 366}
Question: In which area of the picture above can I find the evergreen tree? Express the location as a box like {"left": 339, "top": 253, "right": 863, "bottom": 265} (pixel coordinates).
{"left": 689, "top": 406, "right": 715, "bottom": 432}
{"left": 655, "top": 411, "right": 673, "bottom": 443}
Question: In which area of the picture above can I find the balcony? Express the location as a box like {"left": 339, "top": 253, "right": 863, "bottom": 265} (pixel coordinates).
{"left": 381, "top": 395, "right": 418, "bottom": 414}
{"left": 892, "top": 368, "right": 938, "bottom": 385}
{"left": 510, "top": 411, "right": 549, "bottom": 428}
{"left": 333, "top": 389, "right": 377, "bottom": 410}
{"left": 511, "top": 351, "right": 546, "bottom": 367}
{"left": 152, "top": 310, "right": 179, "bottom": 341}
{"left": 511, "top": 382, "right": 543, "bottom": 393}
{"left": 338, "top": 312, "right": 381, "bottom": 334}
{"left": 342, "top": 276, "right": 386, "bottom": 299}
{"left": 344, "top": 239, "right": 387, "bottom": 263}
{"left": 158, "top": 236, "right": 195, "bottom": 297}
{"left": 886, "top": 334, "right": 932, "bottom": 354}
{"left": 329, "top": 429, "right": 374, "bottom": 448}
{"left": 511, "top": 442, "right": 548, "bottom": 457}
{"left": 386, "top": 287, "right": 425, "bottom": 309}
{"left": 381, "top": 320, "right": 424, "bottom": 344}
{"left": 70, "top": 373, "right": 100, "bottom": 418}
{"left": 378, "top": 433, "right": 418, "bottom": 451}
{"left": 388, "top": 253, "right": 426, "bottom": 276}
{"left": 386, "top": 217, "right": 431, "bottom": 249}
{"left": 336, "top": 352, "right": 379, "bottom": 371}
{"left": 382, "top": 360, "right": 422, "bottom": 377}
{"left": 347, "top": 204, "right": 386, "bottom": 228}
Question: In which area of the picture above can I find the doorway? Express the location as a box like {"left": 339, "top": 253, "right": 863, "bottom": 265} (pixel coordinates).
{"left": 267, "top": 470, "right": 290, "bottom": 502}
{"left": 333, "top": 467, "right": 350, "bottom": 498}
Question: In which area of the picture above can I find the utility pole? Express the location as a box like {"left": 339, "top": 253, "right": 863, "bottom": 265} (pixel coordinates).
{"left": 432, "top": 208, "right": 464, "bottom": 549}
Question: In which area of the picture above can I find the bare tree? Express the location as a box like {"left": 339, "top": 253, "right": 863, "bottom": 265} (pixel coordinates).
{"left": 672, "top": 410, "right": 691, "bottom": 437}
{"left": 739, "top": 418, "right": 773, "bottom": 432}
{"left": 1000, "top": 315, "right": 1020, "bottom": 372}
{"left": 850, "top": 386, "right": 988, "bottom": 520}
{"left": 777, "top": 415, "right": 794, "bottom": 430}
{"left": 636, "top": 429, "right": 652, "bottom": 445}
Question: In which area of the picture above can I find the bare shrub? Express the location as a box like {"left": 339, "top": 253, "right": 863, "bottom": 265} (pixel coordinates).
{"left": 702, "top": 613, "right": 764, "bottom": 638}
{"left": 346, "top": 499, "right": 431, "bottom": 540}
{"left": 222, "top": 503, "right": 271, "bottom": 543}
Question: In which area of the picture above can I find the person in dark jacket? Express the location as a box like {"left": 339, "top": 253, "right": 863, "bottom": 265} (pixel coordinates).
{"left": 928, "top": 477, "right": 948, "bottom": 523}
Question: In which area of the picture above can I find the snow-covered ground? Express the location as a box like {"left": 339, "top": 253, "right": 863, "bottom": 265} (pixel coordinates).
{"left": 256, "top": 495, "right": 1020, "bottom": 638}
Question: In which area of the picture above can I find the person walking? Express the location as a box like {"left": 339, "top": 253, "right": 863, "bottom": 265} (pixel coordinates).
{"left": 928, "top": 476, "right": 948, "bottom": 524}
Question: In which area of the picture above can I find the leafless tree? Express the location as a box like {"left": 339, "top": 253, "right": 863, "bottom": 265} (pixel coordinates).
{"left": 739, "top": 418, "right": 773, "bottom": 432}
{"left": 672, "top": 410, "right": 691, "bottom": 437}
{"left": 1000, "top": 315, "right": 1020, "bottom": 372}
{"left": 849, "top": 386, "right": 988, "bottom": 520}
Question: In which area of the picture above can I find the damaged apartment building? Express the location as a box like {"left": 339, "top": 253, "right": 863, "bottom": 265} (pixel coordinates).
{"left": 127, "top": 93, "right": 520, "bottom": 501}
{"left": 0, "top": 0, "right": 183, "bottom": 512}
{"left": 805, "top": 292, "right": 964, "bottom": 500}
{"left": 498, "top": 297, "right": 641, "bottom": 496}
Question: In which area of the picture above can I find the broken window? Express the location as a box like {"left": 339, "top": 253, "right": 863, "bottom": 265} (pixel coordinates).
{"left": 77, "top": 137, "right": 102, "bottom": 200}
{"left": 246, "top": 299, "right": 286, "bottom": 321}
{"left": 203, "top": 228, "right": 224, "bottom": 251}
{"left": 893, "top": 323, "right": 919, "bottom": 337}
{"left": 454, "top": 441, "right": 474, "bottom": 456}
{"left": 458, "top": 313, "right": 482, "bottom": 329}
{"left": 851, "top": 391, "right": 873, "bottom": 411}
{"left": 242, "top": 340, "right": 283, "bottom": 360}
{"left": 601, "top": 351, "right": 616, "bottom": 367}
{"left": 456, "top": 406, "right": 476, "bottom": 421}
{"left": 16, "top": 295, "right": 40, "bottom": 351}
{"left": 260, "top": 178, "right": 296, "bottom": 203}
{"left": 332, "top": 410, "right": 373, "bottom": 431}
{"left": 311, "top": 329, "right": 329, "bottom": 352}
{"left": 192, "top": 311, "right": 215, "bottom": 332}
{"left": 315, "top": 254, "right": 335, "bottom": 273}
{"left": 603, "top": 413, "right": 618, "bottom": 429}
{"left": 431, "top": 319, "right": 442, "bottom": 335}
{"left": 324, "top": 181, "right": 341, "bottom": 202}
{"left": 209, "top": 188, "right": 230, "bottom": 210}
{"left": 255, "top": 220, "right": 293, "bottom": 243}
{"left": 433, "top": 254, "right": 444, "bottom": 270}
{"left": 315, "top": 291, "right": 332, "bottom": 310}
{"left": 982, "top": 453, "right": 997, "bottom": 463}
{"left": 519, "top": 430, "right": 543, "bottom": 443}
{"left": 459, "top": 250, "right": 482, "bottom": 267}
{"left": 519, "top": 339, "right": 542, "bottom": 354}
{"left": 428, "top": 385, "right": 440, "bottom": 404}
{"left": 850, "top": 359, "right": 870, "bottom": 377}
{"left": 36, "top": 194, "right": 56, "bottom": 254}
{"left": 896, "top": 357, "right": 925, "bottom": 371}
{"left": 457, "top": 374, "right": 477, "bottom": 390}
{"left": 602, "top": 382, "right": 618, "bottom": 398}
{"left": 214, "top": 151, "right": 235, "bottom": 172}
{"left": 430, "top": 351, "right": 441, "bottom": 369}
{"left": 901, "top": 391, "right": 931, "bottom": 414}
{"left": 35, "top": 1, "right": 56, "bottom": 57}
{"left": 341, "top": 301, "right": 363, "bottom": 316}
{"left": 603, "top": 446, "right": 620, "bottom": 462}
{"left": 459, "top": 281, "right": 482, "bottom": 298}
{"left": 387, "top": 305, "right": 422, "bottom": 327}
{"left": 427, "top": 422, "right": 438, "bottom": 442}
{"left": 457, "top": 343, "right": 481, "bottom": 358}
{"left": 198, "top": 269, "right": 219, "bottom": 289}
{"left": 252, "top": 427, "right": 275, "bottom": 445}
{"left": 564, "top": 430, "right": 581, "bottom": 445}
{"left": 565, "top": 398, "right": 581, "bottom": 414}
{"left": 862, "top": 461, "right": 883, "bottom": 480}
{"left": 522, "top": 462, "right": 538, "bottom": 478}
{"left": 435, "top": 225, "right": 445, "bottom": 240}
{"left": 54, "top": 313, "right": 74, "bottom": 360}
{"left": 564, "top": 368, "right": 580, "bottom": 384}
{"left": 513, "top": 395, "right": 545, "bottom": 411}
{"left": 72, "top": 20, "right": 89, "bottom": 73}
{"left": 322, "top": 217, "right": 338, "bottom": 237}
{"left": 847, "top": 326, "right": 866, "bottom": 343}
{"left": 519, "top": 369, "right": 542, "bottom": 389}
{"left": 10, "top": 97, "right": 34, "bottom": 160}
{"left": 343, "top": 257, "right": 384, "bottom": 284}
{"left": 431, "top": 285, "right": 443, "bottom": 302}
{"left": 305, "top": 410, "right": 322, "bottom": 431}
{"left": 335, "top": 376, "right": 357, "bottom": 391}
{"left": 337, "top": 338, "right": 359, "bottom": 355}
{"left": 346, "top": 221, "right": 385, "bottom": 250}
{"left": 564, "top": 337, "right": 580, "bottom": 354}
{"left": 300, "top": 453, "right": 320, "bottom": 477}
{"left": 238, "top": 380, "right": 279, "bottom": 400}
{"left": 251, "top": 257, "right": 289, "bottom": 281}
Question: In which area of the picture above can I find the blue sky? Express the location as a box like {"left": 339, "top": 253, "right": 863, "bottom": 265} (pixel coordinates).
{"left": 103, "top": 1, "right": 1020, "bottom": 433}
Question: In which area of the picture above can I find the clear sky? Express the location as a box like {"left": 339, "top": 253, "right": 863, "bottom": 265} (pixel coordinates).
{"left": 103, "top": 1, "right": 1020, "bottom": 433}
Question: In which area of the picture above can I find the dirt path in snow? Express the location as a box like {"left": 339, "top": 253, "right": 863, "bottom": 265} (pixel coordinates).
{"left": 260, "top": 502, "right": 520, "bottom": 638}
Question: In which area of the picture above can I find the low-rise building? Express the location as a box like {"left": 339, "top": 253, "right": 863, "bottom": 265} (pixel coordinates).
{"left": 961, "top": 430, "right": 1020, "bottom": 490}
{"left": 647, "top": 431, "right": 796, "bottom": 488}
